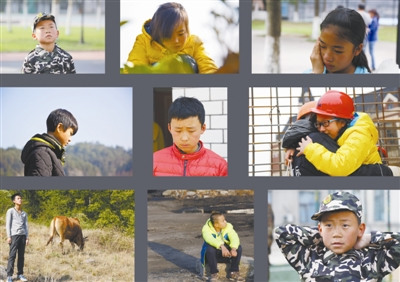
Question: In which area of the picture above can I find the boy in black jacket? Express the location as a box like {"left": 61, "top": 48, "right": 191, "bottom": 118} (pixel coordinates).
{"left": 21, "top": 108, "right": 78, "bottom": 176}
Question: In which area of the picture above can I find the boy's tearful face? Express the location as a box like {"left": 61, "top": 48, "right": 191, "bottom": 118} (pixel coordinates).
{"left": 168, "top": 116, "right": 205, "bottom": 154}
{"left": 318, "top": 210, "right": 365, "bottom": 254}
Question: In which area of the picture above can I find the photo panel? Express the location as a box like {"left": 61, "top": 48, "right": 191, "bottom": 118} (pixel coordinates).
{"left": 120, "top": 0, "right": 239, "bottom": 74}
{"left": 0, "top": 87, "right": 133, "bottom": 176}
{"left": 252, "top": 1, "right": 399, "bottom": 73}
{"left": 269, "top": 189, "right": 400, "bottom": 281}
{"left": 147, "top": 189, "right": 254, "bottom": 281}
{"left": 0, "top": 0, "right": 105, "bottom": 74}
{"left": 2, "top": 1, "right": 400, "bottom": 281}
{"left": 248, "top": 87, "right": 400, "bottom": 176}
{"left": 153, "top": 87, "right": 228, "bottom": 176}
{"left": 0, "top": 189, "right": 135, "bottom": 281}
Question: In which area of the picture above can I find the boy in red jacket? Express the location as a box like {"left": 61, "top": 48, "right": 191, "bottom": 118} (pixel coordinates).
{"left": 153, "top": 97, "right": 227, "bottom": 176}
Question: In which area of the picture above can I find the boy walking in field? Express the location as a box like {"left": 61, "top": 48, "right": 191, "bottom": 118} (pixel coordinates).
{"left": 201, "top": 211, "right": 244, "bottom": 282}
{"left": 6, "top": 193, "right": 29, "bottom": 282}
{"left": 21, "top": 108, "right": 78, "bottom": 176}
{"left": 153, "top": 97, "right": 227, "bottom": 176}
{"left": 275, "top": 191, "right": 400, "bottom": 281}
{"left": 22, "top": 12, "right": 76, "bottom": 74}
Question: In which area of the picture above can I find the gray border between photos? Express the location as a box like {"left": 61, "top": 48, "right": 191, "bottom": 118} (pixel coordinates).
{"left": 1, "top": 1, "right": 399, "bottom": 281}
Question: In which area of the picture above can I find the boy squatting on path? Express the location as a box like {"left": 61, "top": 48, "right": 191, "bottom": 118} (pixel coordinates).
{"left": 201, "top": 211, "right": 244, "bottom": 281}
{"left": 6, "top": 193, "right": 29, "bottom": 282}
{"left": 21, "top": 108, "right": 78, "bottom": 176}
{"left": 275, "top": 191, "right": 400, "bottom": 281}
{"left": 22, "top": 12, "right": 76, "bottom": 74}
{"left": 153, "top": 97, "right": 227, "bottom": 176}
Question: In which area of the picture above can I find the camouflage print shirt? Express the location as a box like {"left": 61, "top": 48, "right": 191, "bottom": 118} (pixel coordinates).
{"left": 22, "top": 44, "right": 76, "bottom": 74}
{"left": 275, "top": 224, "right": 400, "bottom": 281}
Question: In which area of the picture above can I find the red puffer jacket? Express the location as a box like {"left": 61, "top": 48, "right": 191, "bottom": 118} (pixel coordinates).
{"left": 153, "top": 141, "right": 227, "bottom": 176}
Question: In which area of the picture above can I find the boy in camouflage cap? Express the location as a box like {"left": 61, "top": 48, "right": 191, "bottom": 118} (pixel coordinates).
{"left": 274, "top": 191, "right": 400, "bottom": 281}
{"left": 22, "top": 12, "right": 76, "bottom": 74}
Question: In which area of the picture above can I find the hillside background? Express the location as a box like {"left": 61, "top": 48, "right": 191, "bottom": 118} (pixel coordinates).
{"left": 0, "top": 143, "right": 133, "bottom": 176}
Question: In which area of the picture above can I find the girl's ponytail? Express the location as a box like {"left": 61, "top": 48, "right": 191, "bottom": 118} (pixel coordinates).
{"left": 353, "top": 50, "right": 371, "bottom": 73}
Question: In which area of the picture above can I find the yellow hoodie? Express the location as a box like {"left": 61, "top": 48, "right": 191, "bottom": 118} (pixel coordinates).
{"left": 304, "top": 112, "right": 382, "bottom": 176}
{"left": 125, "top": 20, "right": 218, "bottom": 74}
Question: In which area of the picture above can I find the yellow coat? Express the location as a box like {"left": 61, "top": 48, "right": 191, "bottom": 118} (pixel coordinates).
{"left": 304, "top": 112, "right": 382, "bottom": 176}
{"left": 153, "top": 122, "right": 165, "bottom": 152}
{"left": 125, "top": 20, "right": 218, "bottom": 74}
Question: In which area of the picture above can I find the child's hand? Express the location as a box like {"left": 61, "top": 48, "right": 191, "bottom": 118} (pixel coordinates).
{"left": 285, "top": 148, "right": 295, "bottom": 165}
{"left": 221, "top": 245, "right": 231, "bottom": 257}
{"left": 230, "top": 248, "right": 238, "bottom": 257}
{"left": 354, "top": 233, "right": 371, "bottom": 249}
{"left": 310, "top": 40, "right": 324, "bottom": 74}
{"left": 296, "top": 136, "right": 313, "bottom": 156}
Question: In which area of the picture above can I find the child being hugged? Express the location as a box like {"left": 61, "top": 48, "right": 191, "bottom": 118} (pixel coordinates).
{"left": 283, "top": 99, "right": 393, "bottom": 176}
{"left": 309, "top": 7, "right": 371, "bottom": 74}
{"left": 275, "top": 191, "right": 400, "bottom": 281}
{"left": 295, "top": 90, "right": 394, "bottom": 176}
{"left": 124, "top": 2, "right": 217, "bottom": 74}
{"left": 22, "top": 12, "right": 76, "bottom": 74}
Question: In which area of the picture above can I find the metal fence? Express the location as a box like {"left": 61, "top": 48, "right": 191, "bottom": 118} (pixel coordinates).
{"left": 249, "top": 87, "right": 400, "bottom": 176}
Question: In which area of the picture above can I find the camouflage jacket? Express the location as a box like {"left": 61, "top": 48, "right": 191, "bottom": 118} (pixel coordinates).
{"left": 275, "top": 224, "right": 400, "bottom": 281}
{"left": 22, "top": 44, "right": 76, "bottom": 74}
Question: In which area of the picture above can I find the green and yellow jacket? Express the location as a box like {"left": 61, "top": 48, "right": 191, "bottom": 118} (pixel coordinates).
{"left": 200, "top": 218, "right": 240, "bottom": 266}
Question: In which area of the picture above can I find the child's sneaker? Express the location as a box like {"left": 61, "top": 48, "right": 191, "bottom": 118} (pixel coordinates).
{"left": 17, "top": 274, "right": 28, "bottom": 281}
{"left": 7, "top": 276, "right": 13, "bottom": 282}
{"left": 229, "top": 271, "right": 244, "bottom": 281}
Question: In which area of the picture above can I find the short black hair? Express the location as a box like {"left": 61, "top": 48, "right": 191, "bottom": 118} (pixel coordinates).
{"left": 168, "top": 97, "right": 205, "bottom": 124}
{"left": 46, "top": 108, "right": 78, "bottom": 135}
{"left": 11, "top": 193, "right": 22, "bottom": 201}
{"left": 210, "top": 211, "right": 224, "bottom": 225}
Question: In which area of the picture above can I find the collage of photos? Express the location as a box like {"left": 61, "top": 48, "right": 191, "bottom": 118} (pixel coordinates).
{"left": 1, "top": 0, "right": 399, "bottom": 282}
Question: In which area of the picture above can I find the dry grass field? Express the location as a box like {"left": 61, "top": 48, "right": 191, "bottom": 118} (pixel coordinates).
{"left": 0, "top": 221, "right": 134, "bottom": 281}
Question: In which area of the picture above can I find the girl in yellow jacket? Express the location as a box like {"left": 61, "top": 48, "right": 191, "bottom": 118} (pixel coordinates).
{"left": 124, "top": 2, "right": 217, "bottom": 74}
{"left": 296, "top": 90, "right": 383, "bottom": 176}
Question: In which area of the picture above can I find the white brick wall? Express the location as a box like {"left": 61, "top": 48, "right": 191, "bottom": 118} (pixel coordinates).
{"left": 172, "top": 87, "right": 228, "bottom": 161}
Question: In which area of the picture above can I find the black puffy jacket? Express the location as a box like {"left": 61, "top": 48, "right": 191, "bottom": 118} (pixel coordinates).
{"left": 282, "top": 119, "right": 316, "bottom": 149}
{"left": 21, "top": 133, "right": 65, "bottom": 176}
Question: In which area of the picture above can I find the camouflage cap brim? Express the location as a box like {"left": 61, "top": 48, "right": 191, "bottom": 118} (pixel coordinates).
{"left": 311, "top": 208, "right": 357, "bottom": 221}
{"left": 33, "top": 12, "right": 56, "bottom": 31}
{"left": 311, "top": 192, "right": 363, "bottom": 221}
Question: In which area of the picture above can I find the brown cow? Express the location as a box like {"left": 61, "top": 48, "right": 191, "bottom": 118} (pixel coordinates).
{"left": 46, "top": 216, "right": 86, "bottom": 254}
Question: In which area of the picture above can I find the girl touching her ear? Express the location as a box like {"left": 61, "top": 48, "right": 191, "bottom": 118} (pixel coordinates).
{"left": 309, "top": 8, "right": 371, "bottom": 74}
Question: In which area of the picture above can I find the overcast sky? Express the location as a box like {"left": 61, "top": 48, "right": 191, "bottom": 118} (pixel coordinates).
{"left": 1, "top": 87, "right": 133, "bottom": 150}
